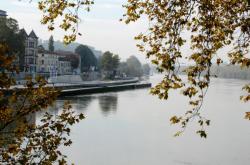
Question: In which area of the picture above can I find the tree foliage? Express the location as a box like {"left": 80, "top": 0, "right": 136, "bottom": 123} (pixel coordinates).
{"left": 38, "top": 0, "right": 94, "bottom": 44}
{"left": 0, "top": 17, "right": 25, "bottom": 71}
{"left": 0, "top": 43, "right": 85, "bottom": 164}
{"left": 64, "top": 55, "right": 80, "bottom": 69}
{"left": 0, "top": 15, "right": 85, "bottom": 164}
{"left": 75, "top": 44, "right": 97, "bottom": 72}
{"left": 101, "top": 51, "right": 120, "bottom": 71}
{"left": 100, "top": 51, "right": 120, "bottom": 79}
{"left": 38, "top": 44, "right": 45, "bottom": 51}
{"left": 125, "top": 55, "right": 143, "bottom": 77}
{"left": 122, "top": 0, "right": 250, "bottom": 137}
{"left": 118, "top": 56, "right": 149, "bottom": 78}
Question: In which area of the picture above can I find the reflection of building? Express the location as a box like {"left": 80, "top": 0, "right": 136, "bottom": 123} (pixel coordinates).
{"left": 0, "top": 10, "right": 7, "bottom": 17}
{"left": 20, "top": 29, "right": 39, "bottom": 73}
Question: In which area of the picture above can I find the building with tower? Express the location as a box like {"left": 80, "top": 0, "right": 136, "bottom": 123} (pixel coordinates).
{"left": 20, "top": 29, "right": 39, "bottom": 73}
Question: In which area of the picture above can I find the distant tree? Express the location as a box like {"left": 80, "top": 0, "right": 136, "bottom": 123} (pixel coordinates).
{"left": 96, "top": 56, "right": 102, "bottom": 72}
{"left": 117, "top": 62, "right": 129, "bottom": 77}
{"left": 112, "top": 55, "right": 120, "bottom": 70}
{"left": 0, "top": 17, "right": 25, "bottom": 71}
{"left": 48, "top": 35, "right": 54, "bottom": 52}
{"left": 101, "top": 51, "right": 114, "bottom": 72}
{"left": 126, "top": 55, "right": 143, "bottom": 77}
{"left": 100, "top": 51, "right": 120, "bottom": 79}
{"left": 142, "top": 64, "right": 151, "bottom": 76}
{"left": 38, "top": 45, "right": 45, "bottom": 51}
{"left": 118, "top": 62, "right": 128, "bottom": 72}
{"left": 75, "top": 44, "right": 97, "bottom": 72}
{"left": 70, "top": 55, "right": 80, "bottom": 69}
{"left": 64, "top": 55, "right": 79, "bottom": 69}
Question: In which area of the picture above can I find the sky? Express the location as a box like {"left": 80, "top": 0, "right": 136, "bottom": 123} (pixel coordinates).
{"left": 1, "top": 0, "right": 149, "bottom": 62}
{"left": 1, "top": 0, "right": 237, "bottom": 64}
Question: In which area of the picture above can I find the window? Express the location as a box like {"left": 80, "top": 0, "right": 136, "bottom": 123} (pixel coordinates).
{"left": 41, "top": 60, "right": 44, "bottom": 65}
{"left": 29, "top": 42, "right": 34, "bottom": 48}
{"left": 28, "top": 58, "right": 33, "bottom": 64}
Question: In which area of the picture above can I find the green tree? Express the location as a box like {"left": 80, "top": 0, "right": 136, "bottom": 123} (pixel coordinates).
{"left": 48, "top": 35, "right": 54, "bottom": 52}
{"left": 75, "top": 44, "right": 97, "bottom": 72}
{"left": 100, "top": 51, "right": 120, "bottom": 79}
{"left": 38, "top": 44, "right": 45, "bottom": 51}
{"left": 118, "top": 62, "right": 129, "bottom": 76}
{"left": 112, "top": 54, "right": 120, "bottom": 71}
{"left": 63, "top": 54, "right": 80, "bottom": 69}
{"left": 101, "top": 51, "right": 114, "bottom": 72}
{"left": 0, "top": 17, "right": 25, "bottom": 71}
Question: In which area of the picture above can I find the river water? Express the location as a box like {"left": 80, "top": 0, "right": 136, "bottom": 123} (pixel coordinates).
{"left": 43, "top": 75, "right": 250, "bottom": 165}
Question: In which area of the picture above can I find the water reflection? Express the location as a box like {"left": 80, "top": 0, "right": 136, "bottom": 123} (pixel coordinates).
{"left": 57, "top": 93, "right": 118, "bottom": 116}
{"left": 41, "top": 76, "right": 250, "bottom": 165}
{"left": 59, "top": 96, "right": 94, "bottom": 113}
{"left": 98, "top": 94, "right": 118, "bottom": 116}
{"left": 56, "top": 94, "right": 119, "bottom": 116}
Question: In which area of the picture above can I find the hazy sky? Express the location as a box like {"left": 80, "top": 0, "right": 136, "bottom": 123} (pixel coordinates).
{"left": 1, "top": 0, "right": 236, "bottom": 64}
{"left": 1, "top": 0, "right": 149, "bottom": 62}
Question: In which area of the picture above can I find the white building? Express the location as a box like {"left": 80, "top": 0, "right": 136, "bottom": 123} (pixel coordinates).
{"left": 58, "top": 57, "right": 72, "bottom": 75}
{"left": 37, "top": 50, "right": 73, "bottom": 76}
{"left": 37, "top": 50, "right": 59, "bottom": 74}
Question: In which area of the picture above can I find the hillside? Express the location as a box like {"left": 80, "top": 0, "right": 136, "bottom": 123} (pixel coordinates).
{"left": 177, "top": 64, "right": 250, "bottom": 80}
{"left": 39, "top": 40, "right": 102, "bottom": 58}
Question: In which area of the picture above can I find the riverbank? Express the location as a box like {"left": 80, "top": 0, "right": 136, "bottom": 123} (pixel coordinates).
{"left": 59, "top": 82, "right": 152, "bottom": 97}
{"left": 8, "top": 78, "right": 152, "bottom": 97}
{"left": 11, "top": 78, "right": 140, "bottom": 89}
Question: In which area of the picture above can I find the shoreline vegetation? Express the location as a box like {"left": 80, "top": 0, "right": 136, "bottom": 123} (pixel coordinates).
{"left": 175, "top": 64, "right": 250, "bottom": 80}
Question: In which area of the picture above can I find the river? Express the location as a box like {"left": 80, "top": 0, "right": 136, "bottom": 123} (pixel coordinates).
{"left": 40, "top": 75, "right": 250, "bottom": 165}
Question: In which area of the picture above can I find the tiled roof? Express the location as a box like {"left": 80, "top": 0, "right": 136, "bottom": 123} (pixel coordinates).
{"left": 29, "top": 30, "right": 38, "bottom": 39}
{"left": 19, "top": 29, "right": 28, "bottom": 37}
